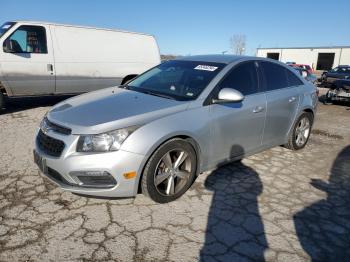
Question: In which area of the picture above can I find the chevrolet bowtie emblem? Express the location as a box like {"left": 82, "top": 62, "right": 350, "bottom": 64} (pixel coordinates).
{"left": 40, "top": 119, "right": 52, "bottom": 134}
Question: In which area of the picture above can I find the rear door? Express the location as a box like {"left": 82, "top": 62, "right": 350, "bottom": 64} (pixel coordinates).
{"left": 209, "top": 61, "right": 266, "bottom": 163}
{"left": 0, "top": 24, "right": 55, "bottom": 95}
{"left": 259, "top": 61, "right": 302, "bottom": 146}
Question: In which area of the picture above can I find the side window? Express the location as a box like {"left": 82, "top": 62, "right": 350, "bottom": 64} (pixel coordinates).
{"left": 286, "top": 69, "right": 303, "bottom": 87}
{"left": 3, "top": 25, "right": 47, "bottom": 54}
{"left": 260, "top": 61, "right": 289, "bottom": 91}
{"left": 217, "top": 61, "right": 258, "bottom": 96}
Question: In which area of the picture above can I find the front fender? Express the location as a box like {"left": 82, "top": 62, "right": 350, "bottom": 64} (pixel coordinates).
{"left": 121, "top": 106, "right": 211, "bottom": 170}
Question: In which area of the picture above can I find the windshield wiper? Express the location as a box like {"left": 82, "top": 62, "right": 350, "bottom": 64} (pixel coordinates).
{"left": 139, "top": 90, "right": 176, "bottom": 100}
{"left": 118, "top": 84, "right": 130, "bottom": 90}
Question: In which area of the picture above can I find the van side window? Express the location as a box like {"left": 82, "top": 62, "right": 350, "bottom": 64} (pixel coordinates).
{"left": 260, "top": 61, "right": 289, "bottom": 91}
{"left": 217, "top": 61, "right": 258, "bottom": 96}
{"left": 3, "top": 25, "right": 47, "bottom": 54}
{"left": 286, "top": 69, "right": 303, "bottom": 87}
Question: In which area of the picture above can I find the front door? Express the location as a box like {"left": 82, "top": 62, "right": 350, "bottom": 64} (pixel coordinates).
{"left": 0, "top": 24, "right": 55, "bottom": 95}
{"left": 209, "top": 61, "right": 266, "bottom": 164}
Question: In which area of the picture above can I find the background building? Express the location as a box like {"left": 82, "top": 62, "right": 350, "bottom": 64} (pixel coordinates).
{"left": 256, "top": 46, "right": 350, "bottom": 71}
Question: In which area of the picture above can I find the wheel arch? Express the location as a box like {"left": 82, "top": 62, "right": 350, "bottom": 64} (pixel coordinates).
{"left": 285, "top": 106, "right": 315, "bottom": 144}
{"left": 136, "top": 134, "right": 202, "bottom": 194}
{"left": 302, "top": 108, "right": 314, "bottom": 120}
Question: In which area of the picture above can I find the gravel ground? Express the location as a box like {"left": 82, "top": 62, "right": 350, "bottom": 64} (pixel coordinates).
{"left": 0, "top": 96, "right": 349, "bottom": 262}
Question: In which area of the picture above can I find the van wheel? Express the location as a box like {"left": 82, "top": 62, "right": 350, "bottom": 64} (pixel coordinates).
{"left": 141, "top": 138, "right": 197, "bottom": 203}
{"left": 285, "top": 112, "right": 313, "bottom": 150}
{"left": 0, "top": 93, "right": 5, "bottom": 110}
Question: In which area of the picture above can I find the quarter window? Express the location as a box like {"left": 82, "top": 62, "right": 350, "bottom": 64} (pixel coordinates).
{"left": 217, "top": 61, "right": 258, "bottom": 96}
{"left": 286, "top": 69, "right": 303, "bottom": 87}
{"left": 3, "top": 25, "right": 47, "bottom": 54}
{"left": 260, "top": 61, "right": 289, "bottom": 91}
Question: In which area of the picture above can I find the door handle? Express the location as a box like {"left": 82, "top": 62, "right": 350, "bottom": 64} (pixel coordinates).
{"left": 253, "top": 106, "right": 264, "bottom": 113}
{"left": 47, "top": 64, "right": 54, "bottom": 73}
{"left": 289, "top": 96, "right": 296, "bottom": 103}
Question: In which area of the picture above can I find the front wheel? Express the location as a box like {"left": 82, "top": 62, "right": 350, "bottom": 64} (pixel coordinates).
{"left": 285, "top": 112, "right": 313, "bottom": 150}
{"left": 141, "top": 138, "right": 197, "bottom": 203}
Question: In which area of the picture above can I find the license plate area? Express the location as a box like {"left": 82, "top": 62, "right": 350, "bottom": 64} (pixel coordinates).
{"left": 34, "top": 150, "right": 48, "bottom": 174}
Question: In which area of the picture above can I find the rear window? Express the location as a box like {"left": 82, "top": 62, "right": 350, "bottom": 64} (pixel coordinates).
{"left": 286, "top": 69, "right": 303, "bottom": 86}
{"left": 260, "top": 61, "right": 289, "bottom": 91}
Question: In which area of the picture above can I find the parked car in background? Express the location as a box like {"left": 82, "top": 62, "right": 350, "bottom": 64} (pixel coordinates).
{"left": 34, "top": 55, "right": 317, "bottom": 203}
{"left": 321, "top": 65, "right": 350, "bottom": 86}
{"left": 292, "top": 67, "right": 317, "bottom": 85}
{"left": 289, "top": 64, "right": 314, "bottom": 74}
{"left": 324, "top": 78, "right": 350, "bottom": 104}
{"left": 0, "top": 21, "right": 160, "bottom": 109}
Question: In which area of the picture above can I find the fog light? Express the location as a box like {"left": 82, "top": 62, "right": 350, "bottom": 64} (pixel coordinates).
{"left": 69, "top": 171, "right": 117, "bottom": 188}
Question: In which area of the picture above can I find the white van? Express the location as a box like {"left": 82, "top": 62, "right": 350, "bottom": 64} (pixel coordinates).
{"left": 0, "top": 21, "right": 161, "bottom": 108}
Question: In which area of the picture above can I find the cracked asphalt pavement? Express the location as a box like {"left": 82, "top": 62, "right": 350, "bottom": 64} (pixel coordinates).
{"left": 0, "top": 96, "right": 349, "bottom": 261}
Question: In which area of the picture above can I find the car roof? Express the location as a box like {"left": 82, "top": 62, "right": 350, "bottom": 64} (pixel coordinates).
{"left": 176, "top": 55, "right": 248, "bottom": 64}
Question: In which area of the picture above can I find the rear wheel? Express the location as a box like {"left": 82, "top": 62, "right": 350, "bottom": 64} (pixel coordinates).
{"left": 141, "top": 138, "right": 197, "bottom": 203}
{"left": 285, "top": 112, "right": 313, "bottom": 150}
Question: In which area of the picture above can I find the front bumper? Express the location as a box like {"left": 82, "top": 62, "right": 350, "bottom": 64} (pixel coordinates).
{"left": 328, "top": 89, "right": 350, "bottom": 101}
{"left": 34, "top": 129, "right": 146, "bottom": 198}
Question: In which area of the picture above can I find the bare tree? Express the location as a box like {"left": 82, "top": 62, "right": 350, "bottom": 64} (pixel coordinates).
{"left": 230, "top": 34, "right": 246, "bottom": 55}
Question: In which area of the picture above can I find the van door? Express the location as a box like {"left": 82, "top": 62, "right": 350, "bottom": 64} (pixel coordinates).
{"left": 259, "top": 61, "right": 301, "bottom": 146}
{"left": 0, "top": 24, "right": 55, "bottom": 95}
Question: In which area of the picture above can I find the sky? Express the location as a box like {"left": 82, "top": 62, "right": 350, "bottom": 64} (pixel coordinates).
{"left": 2, "top": 0, "right": 350, "bottom": 56}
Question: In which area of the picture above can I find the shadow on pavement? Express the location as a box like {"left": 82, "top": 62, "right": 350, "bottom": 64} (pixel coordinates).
{"left": 1, "top": 95, "right": 74, "bottom": 115}
{"left": 294, "top": 145, "right": 350, "bottom": 261}
{"left": 200, "top": 145, "right": 267, "bottom": 261}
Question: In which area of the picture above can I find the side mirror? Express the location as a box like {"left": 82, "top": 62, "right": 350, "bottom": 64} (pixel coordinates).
{"left": 213, "top": 88, "right": 244, "bottom": 103}
{"left": 3, "top": 39, "right": 14, "bottom": 53}
{"left": 302, "top": 71, "right": 308, "bottom": 78}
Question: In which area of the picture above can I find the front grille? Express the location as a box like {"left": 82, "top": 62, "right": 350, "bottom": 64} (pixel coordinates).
{"left": 37, "top": 130, "right": 65, "bottom": 157}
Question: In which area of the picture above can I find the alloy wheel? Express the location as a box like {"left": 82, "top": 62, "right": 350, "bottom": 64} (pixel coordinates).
{"left": 295, "top": 117, "right": 311, "bottom": 147}
{"left": 154, "top": 149, "right": 192, "bottom": 196}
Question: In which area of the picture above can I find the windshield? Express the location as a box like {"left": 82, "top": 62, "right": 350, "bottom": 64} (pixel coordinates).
{"left": 126, "top": 60, "right": 226, "bottom": 101}
{"left": 0, "top": 22, "right": 15, "bottom": 38}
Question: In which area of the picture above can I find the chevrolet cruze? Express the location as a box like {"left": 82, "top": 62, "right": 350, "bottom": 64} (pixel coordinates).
{"left": 34, "top": 55, "right": 318, "bottom": 203}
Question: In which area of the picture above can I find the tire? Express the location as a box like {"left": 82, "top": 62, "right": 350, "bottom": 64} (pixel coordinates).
{"left": 323, "top": 91, "right": 333, "bottom": 105}
{"left": 141, "top": 138, "right": 197, "bottom": 203}
{"left": 285, "top": 112, "right": 313, "bottom": 151}
{"left": 0, "top": 92, "right": 4, "bottom": 110}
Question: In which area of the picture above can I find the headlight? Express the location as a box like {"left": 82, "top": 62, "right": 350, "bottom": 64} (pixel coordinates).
{"left": 77, "top": 126, "right": 139, "bottom": 152}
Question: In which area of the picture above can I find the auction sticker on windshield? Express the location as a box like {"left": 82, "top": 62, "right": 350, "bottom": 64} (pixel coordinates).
{"left": 194, "top": 65, "right": 218, "bottom": 71}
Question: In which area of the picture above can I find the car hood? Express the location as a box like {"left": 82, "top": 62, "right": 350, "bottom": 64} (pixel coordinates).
{"left": 48, "top": 87, "right": 190, "bottom": 134}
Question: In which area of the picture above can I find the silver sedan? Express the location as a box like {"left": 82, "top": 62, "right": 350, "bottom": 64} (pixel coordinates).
{"left": 34, "top": 55, "right": 318, "bottom": 203}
